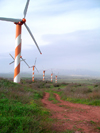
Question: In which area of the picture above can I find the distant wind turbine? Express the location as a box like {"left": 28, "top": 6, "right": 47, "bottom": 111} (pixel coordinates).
{"left": 51, "top": 73, "right": 53, "bottom": 82}
{"left": 42, "top": 69, "right": 50, "bottom": 81}
{"left": 55, "top": 75, "right": 57, "bottom": 83}
{"left": 43, "top": 70, "right": 46, "bottom": 81}
{"left": 0, "top": 0, "right": 42, "bottom": 83}
{"left": 29, "top": 58, "right": 39, "bottom": 82}
{"left": 53, "top": 72, "right": 59, "bottom": 83}
{"left": 55, "top": 72, "right": 59, "bottom": 83}
{"left": 51, "top": 69, "right": 53, "bottom": 82}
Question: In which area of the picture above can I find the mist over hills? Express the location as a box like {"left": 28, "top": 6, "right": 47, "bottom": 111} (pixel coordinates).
{"left": 56, "top": 69, "right": 100, "bottom": 77}
{"left": 1, "top": 69, "right": 100, "bottom": 79}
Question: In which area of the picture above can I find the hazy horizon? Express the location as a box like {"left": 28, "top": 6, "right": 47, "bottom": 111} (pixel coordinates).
{"left": 0, "top": 0, "right": 100, "bottom": 76}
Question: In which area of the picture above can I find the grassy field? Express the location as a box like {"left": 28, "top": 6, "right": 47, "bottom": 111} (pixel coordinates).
{"left": 46, "top": 82, "right": 100, "bottom": 106}
{"left": 0, "top": 78, "right": 55, "bottom": 133}
{"left": 0, "top": 77, "right": 100, "bottom": 133}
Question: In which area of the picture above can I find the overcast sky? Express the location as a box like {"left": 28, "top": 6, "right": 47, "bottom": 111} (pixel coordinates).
{"left": 0, "top": 0, "right": 100, "bottom": 76}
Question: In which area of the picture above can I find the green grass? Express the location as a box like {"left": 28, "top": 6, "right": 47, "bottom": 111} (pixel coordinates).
{"left": 97, "top": 127, "right": 100, "bottom": 130}
{"left": 1, "top": 78, "right": 100, "bottom": 133}
{"left": 48, "top": 92, "right": 60, "bottom": 104}
{"left": 0, "top": 97, "right": 51, "bottom": 133}
{"left": 54, "top": 92, "right": 100, "bottom": 106}
{"left": 45, "top": 83, "right": 66, "bottom": 104}
{"left": 46, "top": 85, "right": 100, "bottom": 106}
{"left": 61, "top": 129, "right": 75, "bottom": 133}
{"left": 0, "top": 78, "right": 54, "bottom": 133}
{"left": 88, "top": 85, "right": 94, "bottom": 89}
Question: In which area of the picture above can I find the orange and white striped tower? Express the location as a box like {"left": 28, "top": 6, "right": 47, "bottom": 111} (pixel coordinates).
{"left": 14, "top": 19, "right": 26, "bottom": 83}
{"left": 43, "top": 70, "right": 45, "bottom": 81}
{"left": 14, "top": 24, "right": 22, "bottom": 83}
{"left": 32, "top": 66, "right": 35, "bottom": 82}
{"left": 55, "top": 76, "right": 57, "bottom": 83}
{"left": 51, "top": 73, "right": 53, "bottom": 82}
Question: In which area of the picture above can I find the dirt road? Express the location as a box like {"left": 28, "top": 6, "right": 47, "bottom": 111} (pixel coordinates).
{"left": 42, "top": 92, "right": 100, "bottom": 133}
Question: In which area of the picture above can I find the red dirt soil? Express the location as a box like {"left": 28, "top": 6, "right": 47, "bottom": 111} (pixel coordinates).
{"left": 42, "top": 92, "right": 100, "bottom": 133}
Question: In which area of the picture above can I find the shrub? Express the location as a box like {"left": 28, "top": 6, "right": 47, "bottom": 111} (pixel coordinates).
{"left": 71, "top": 88, "right": 75, "bottom": 92}
{"left": 62, "top": 82, "right": 68, "bottom": 85}
{"left": 93, "top": 88, "right": 100, "bottom": 92}
{"left": 83, "top": 88, "right": 92, "bottom": 93}
{"left": 94, "top": 84, "right": 98, "bottom": 87}
{"left": 26, "top": 80, "right": 33, "bottom": 84}
{"left": 45, "top": 84, "right": 51, "bottom": 88}
{"left": 53, "top": 83, "right": 60, "bottom": 87}
{"left": 88, "top": 92, "right": 100, "bottom": 100}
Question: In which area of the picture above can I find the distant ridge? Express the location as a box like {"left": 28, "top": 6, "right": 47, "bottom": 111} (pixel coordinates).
{"left": 1, "top": 69, "right": 100, "bottom": 78}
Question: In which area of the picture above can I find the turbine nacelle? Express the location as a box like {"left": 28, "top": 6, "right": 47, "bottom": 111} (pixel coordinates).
{"left": 30, "top": 58, "right": 39, "bottom": 72}
{"left": 30, "top": 65, "right": 35, "bottom": 68}
{"left": 14, "top": 18, "right": 26, "bottom": 25}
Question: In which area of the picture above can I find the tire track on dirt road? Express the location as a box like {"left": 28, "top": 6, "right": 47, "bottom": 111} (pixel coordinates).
{"left": 42, "top": 92, "right": 100, "bottom": 133}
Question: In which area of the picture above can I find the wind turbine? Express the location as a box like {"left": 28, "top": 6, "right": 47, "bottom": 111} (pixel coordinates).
{"left": 51, "top": 69, "right": 53, "bottom": 82}
{"left": 29, "top": 58, "right": 39, "bottom": 82}
{"left": 9, "top": 53, "right": 30, "bottom": 68}
{"left": 42, "top": 69, "right": 50, "bottom": 81}
{"left": 51, "top": 73, "right": 53, "bottom": 82}
{"left": 55, "top": 72, "right": 59, "bottom": 83}
{"left": 53, "top": 72, "right": 59, "bottom": 83}
{"left": 0, "top": 0, "right": 42, "bottom": 83}
{"left": 43, "top": 70, "right": 46, "bottom": 81}
{"left": 55, "top": 75, "right": 57, "bottom": 83}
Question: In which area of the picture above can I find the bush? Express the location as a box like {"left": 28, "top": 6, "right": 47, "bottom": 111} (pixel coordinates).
{"left": 45, "top": 84, "right": 51, "bottom": 88}
{"left": 82, "top": 88, "right": 92, "bottom": 93}
{"left": 61, "top": 82, "right": 68, "bottom": 85}
{"left": 53, "top": 83, "right": 60, "bottom": 87}
{"left": 88, "top": 92, "right": 100, "bottom": 100}
{"left": 94, "top": 84, "right": 98, "bottom": 87}
{"left": 93, "top": 88, "right": 100, "bottom": 92}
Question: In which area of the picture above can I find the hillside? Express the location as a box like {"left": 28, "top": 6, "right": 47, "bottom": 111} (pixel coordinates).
{"left": 0, "top": 78, "right": 100, "bottom": 132}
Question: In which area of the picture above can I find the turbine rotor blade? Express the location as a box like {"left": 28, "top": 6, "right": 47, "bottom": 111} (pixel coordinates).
{"left": 24, "top": 23, "right": 42, "bottom": 54}
{"left": 21, "top": 57, "right": 30, "bottom": 68}
{"left": 20, "top": 59, "right": 25, "bottom": 62}
{"left": 9, "top": 53, "right": 15, "bottom": 60}
{"left": 24, "top": 0, "right": 30, "bottom": 18}
{"left": 9, "top": 61, "right": 14, "bottom": 65}
{"left": 21, "top": 59, "right": 26, "bottom": 61}
{"left": 35, "top": 66, "right": 39, "bottom": 73}
{"left": 34, "top": 58, "right": 37, "bottom": 66}
{"left": 0, "top": 17, "right": 22, "bottom": 23}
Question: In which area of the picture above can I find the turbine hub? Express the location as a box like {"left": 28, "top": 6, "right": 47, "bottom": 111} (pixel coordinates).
{"left": 22, "top": 18, "right": 26, "bottom": 23}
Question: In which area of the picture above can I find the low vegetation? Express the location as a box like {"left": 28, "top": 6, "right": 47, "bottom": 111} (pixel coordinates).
{"left": 0, "top": 78, "right": 54, "bottom": 133}
{"left": 46, "top": 82, "right": 100, "bottom": 106}
{"left": 0, "top": 77, "right": 100, "bottom": 132}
